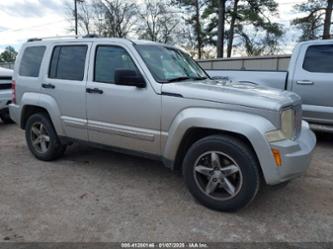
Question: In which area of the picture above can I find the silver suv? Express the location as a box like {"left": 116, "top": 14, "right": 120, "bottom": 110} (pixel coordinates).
{"left": 9, "top": 37, "right": 316, "bottom": 211}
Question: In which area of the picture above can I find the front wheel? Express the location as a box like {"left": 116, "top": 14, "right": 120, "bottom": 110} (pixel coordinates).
{"left": 183, "top": 135, "right": 260, "bottom": 212}
{"left": 25, "top": 113, "right": 66, "bottom": 161}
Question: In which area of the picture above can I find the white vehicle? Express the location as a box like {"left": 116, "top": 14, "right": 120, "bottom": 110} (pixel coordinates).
{"left": 0, "top": 67, "right": 13, "bottom": 123}
{"left": 206, "top": 40, "right": 333, "bottom": 132}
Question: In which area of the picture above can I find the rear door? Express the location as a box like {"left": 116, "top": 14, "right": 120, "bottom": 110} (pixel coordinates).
{"left": 42, "top": 42, "right": 91, "bottom": 140}
{"left": 291, "top": 44, "right": 333, "bottom": 125}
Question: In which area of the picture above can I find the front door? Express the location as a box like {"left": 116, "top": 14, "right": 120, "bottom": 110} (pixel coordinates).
{"left": 291, "top": 44, "right": 333, "bottom": 125}
{"left": 86, "top": 42, "right": 161, "bottom": 156}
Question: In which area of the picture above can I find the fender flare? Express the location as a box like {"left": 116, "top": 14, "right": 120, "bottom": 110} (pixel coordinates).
{"left": 162, "top": 108, "right": 280, "bottom": 184}
{"left": 20, "top": 92, "right": 65, "bottom": 136}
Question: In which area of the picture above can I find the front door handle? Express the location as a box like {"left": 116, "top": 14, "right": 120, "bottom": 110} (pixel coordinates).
{"left": 42, "top": 83, "right": 55, "bottom": 89}
{"left": 86, "top": 88, "right": 103, "bottom": 94}
{"left": 296, "top": 80, "right": 314, "bottom": 85}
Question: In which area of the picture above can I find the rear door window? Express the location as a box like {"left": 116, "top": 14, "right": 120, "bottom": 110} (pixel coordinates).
{"left": 49, "top": 45, "right": 87, "bottom": 81}
{"left": 19, "top": 46, "right": 46, "bottom": 77}
{"left": 303, "top": 45, "right": 333, "bottom": 73}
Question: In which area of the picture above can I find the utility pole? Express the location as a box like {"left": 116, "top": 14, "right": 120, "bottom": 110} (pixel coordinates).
{"left": 74, "top": 0, "right": 84, "bottom": 35}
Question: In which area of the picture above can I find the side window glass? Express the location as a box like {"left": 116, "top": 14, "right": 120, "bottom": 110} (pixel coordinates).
{"left": 94, "top": 46, "right": 139, "bottom": 84}
{"left": 49, "top": 45, "right": 87, "bottom": 81}
{"left": 19, "top": 46, "right": 46, "bottom": 77}
{"left": 303, "top": 45, "right": 333, "bottom": 73}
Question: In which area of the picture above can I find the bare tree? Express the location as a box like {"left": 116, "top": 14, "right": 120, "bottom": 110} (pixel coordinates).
{"left": 138, "top": 0, "right": 181, "bottom": 43}
{"left": 96, "top": 0, "right": 137, "bottom": 38}
{"left": 65, "top": 0, "right": 95, "bottom": 35}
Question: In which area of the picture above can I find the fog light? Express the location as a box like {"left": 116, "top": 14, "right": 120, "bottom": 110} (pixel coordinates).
{"left": 272, "top": 149, "right": 282, "bottom": 167}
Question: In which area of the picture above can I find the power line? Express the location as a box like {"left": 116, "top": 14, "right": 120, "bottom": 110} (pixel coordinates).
{"left": 0, "top": 19, "right": 67, "bottom": 34}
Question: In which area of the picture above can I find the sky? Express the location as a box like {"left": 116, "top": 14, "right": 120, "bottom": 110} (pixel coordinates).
{"left": 0, "top": 0, "right": 307, "bottom": 55}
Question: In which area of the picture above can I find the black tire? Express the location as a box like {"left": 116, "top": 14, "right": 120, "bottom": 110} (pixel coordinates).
{"left": 0, "top": 109, "right": 14, "bottom": 124}
{"left": 183, "top": 135, "right": 260, "bottom": 212}
{"left": 25, "top": 113, "right": 66, "bottom": 161}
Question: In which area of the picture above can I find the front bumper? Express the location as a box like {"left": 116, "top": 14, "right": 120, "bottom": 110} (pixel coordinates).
{"left": 266, "top": 121, "right": 316, "bottom": 185}
{"left": 0, "top": 89, "right": 11, "bottom": 111}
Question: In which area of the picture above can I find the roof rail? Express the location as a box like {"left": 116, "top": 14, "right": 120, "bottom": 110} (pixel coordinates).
{"left": 27, "top": 34, "right": 101, "bottom": 42}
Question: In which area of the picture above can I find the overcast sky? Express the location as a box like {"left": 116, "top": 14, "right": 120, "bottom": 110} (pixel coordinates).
{"left": 0, "top": 0, "right": 307, "bottom": 54}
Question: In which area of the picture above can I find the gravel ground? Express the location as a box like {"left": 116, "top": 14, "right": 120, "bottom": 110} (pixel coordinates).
{"left": 0, "top": 121, "right": 332, "bottom": 242}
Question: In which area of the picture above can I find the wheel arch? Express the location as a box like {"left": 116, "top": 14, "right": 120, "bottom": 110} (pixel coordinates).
{"left": 162, "top": 108, "right": 279, "bottom": 184}
{"left": 19, "top": 93, "right": 64, "bottom": 136}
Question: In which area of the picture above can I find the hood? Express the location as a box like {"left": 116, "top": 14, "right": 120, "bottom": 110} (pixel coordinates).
{"left": 0, "top": 67, "right": 13, "bottom": 77}
{"left": 162, "top": 79, "right": 301, "bottom": 111}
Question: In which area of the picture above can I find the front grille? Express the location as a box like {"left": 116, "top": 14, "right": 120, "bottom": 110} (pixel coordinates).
{"left": 0, "top": 76, "right": 12, "bottom": 90}
{"left": 294, "top": 104, "right": 302, "bottom": 138}
{"left": 0, "top": 83, "right": 11, "bottom": 90}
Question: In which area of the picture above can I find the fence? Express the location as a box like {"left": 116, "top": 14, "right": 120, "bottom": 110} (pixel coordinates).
{"left": 0, "top": 62, "right": 14, "bottom": 69}
{"left": 197, "top": 55, "right": 291, "bottom": 71}
{"left": 0, "top": 55, "right": 292, "bottom": 72}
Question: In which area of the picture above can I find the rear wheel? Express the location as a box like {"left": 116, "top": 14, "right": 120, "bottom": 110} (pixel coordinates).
{"left": 0, "top": 109, "right": 14, "bottom": 124}
{"left": 183, "top": 135, "right": 260, "bottom": 212}
{"left": 25, "top": 113, "right": 66, "bottom": 161}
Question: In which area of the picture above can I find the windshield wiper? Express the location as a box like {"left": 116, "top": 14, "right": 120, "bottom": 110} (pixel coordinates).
{"left": 165, "top": 76, "right": 191, "bottom": 83}
{"left": 192, "top": 76, "right": 208, "bottom": 80}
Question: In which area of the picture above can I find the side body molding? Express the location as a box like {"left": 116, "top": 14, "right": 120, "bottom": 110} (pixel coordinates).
{"left": 20, "top": 92, "right": 65, "bottom": 136}
{"left": 162, "top": 108, "right": 279, "bottom": 183}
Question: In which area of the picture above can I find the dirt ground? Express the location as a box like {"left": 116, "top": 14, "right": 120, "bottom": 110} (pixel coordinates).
{"left": 0, "top": 121, "right": 332, "bottom": 242}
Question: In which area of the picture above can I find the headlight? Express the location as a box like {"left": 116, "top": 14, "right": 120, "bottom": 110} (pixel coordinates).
{"left": 281, "top": 108, "right": 295, "bottom": 139}
{"left": 265, "top": 108, "right": 296, "bottom": 142}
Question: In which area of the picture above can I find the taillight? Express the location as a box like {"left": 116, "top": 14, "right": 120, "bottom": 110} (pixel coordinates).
{"left": 12, "top": 80, "right": 16, "bottom": 104}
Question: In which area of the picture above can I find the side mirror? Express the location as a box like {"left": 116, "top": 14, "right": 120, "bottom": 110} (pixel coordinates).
{"left": 114, "top": 69, "right": 146, "bottom": 88}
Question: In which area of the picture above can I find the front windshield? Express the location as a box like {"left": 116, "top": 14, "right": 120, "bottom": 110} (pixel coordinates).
{"left": 135, "top": 44, "right": 208, "bottom": 83}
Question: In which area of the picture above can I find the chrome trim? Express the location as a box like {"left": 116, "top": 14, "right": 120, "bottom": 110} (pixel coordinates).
{"left": 61, "top": 116, "right": 87, "bottom": 129}
{"left": 88, "top": 120, "right": 156, "bottom": 142}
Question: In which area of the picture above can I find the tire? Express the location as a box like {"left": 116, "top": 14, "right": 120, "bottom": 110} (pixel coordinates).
{"left": 25, "top": 113, "right": 66, "bottom": 161}
{"left": 183, "top": 135, "right": 260, "bottom": 212}
{"left": 0, "top": 109, "right": 14, "bottom": 124}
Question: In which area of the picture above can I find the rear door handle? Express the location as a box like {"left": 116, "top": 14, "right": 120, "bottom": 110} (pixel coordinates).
{"left": 296, "top": 80, "right": 314, "bottom": 85}
{"left": 86, "top": 88, "right": 103, "bottom": 94}
{"left": 42, "top": 83, "right": 55, "bottom": 89}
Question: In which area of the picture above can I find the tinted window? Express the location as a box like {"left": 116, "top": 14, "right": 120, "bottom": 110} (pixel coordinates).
{"left": 19, "top": 46, "right": 46, "bottom": 77}
{"left": 303, "top": 45, "right": 333, "bottom": 73}
{"left": 94, "top": 46, "right": 138, "bottom": 84}
{"left": 49, "top": 45, "right": 87, "bottom": 81}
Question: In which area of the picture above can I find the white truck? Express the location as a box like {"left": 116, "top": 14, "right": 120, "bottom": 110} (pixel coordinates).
{"left": 206, "top": 40, "right": 333, "bottom": 133}
{"left": 0, "top": 67, "right": 13, "bottom": 123}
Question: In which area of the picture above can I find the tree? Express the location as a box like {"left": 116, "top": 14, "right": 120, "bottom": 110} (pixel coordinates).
{"left": 95, "top": 0, "right": 137, "bottom": 38}
{"left": 217, "top": 0, "right": 226, "bottom": 57}
{"left": 203, "top": 0, "right": 282, "bottom": 57}
{"left": 292, "top": 0, "right": 333, "bottom": 41}
{"left": 66, "top": 0, "right": 137, "bottom": 38}
{"left": 138, "top": 0, "right": 181, "bottom": 43}
{"left": 173, "top": 0, "right": 208, "bottom": 59}
{"left": 0, "top": 46, "right": 17, "bottom": 63}
{"left": 65, "top": 0, "right": 95, "bottom": 35}
{"left": 227, "top": 0, "right": 239, "bottom": 57}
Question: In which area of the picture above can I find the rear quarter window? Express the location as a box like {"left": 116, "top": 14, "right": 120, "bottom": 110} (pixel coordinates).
{"left": 19, "top": 46, "right": 46, "bottom": 77}
{"left": 303, "top": 45, "right": 333, "bottom": 73}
